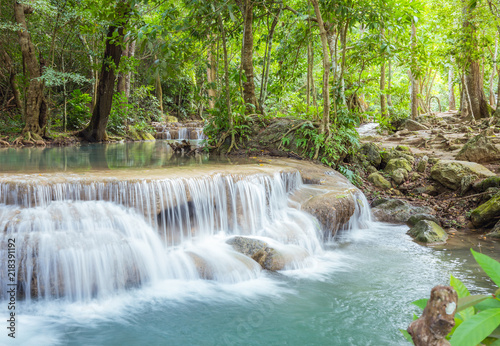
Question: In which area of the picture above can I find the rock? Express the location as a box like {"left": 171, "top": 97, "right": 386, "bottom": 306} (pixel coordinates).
{"left": 409, "top": 172, "right": 421, "bottom": 182}
{"left": 473, "top": 176, "right": 500, "bottom": 192}
{"left": 486, "top": 220, "right": 500, "bottom": 239}
{"left": 430, "top": 160, "right": 496, "bottom": 190}
{"left": 372, "top": 198, "right": 434, "bottom": 224}
{"left": 166, "top": 115, "right": 179, "bottom": 122}
{"left": 456, "top": 134, "right": 500, "bottom": 163}
{"left": 384, "top": 158, "right": 412, "bottom": 174}
{"left": 397, "top": 129, "right": 411, "bottom": 136}
{"left": 408, "top": 214, "right": 441, "bottom": 227}
{"left": 302, "top": 191, "right": 355, "bottom": 236}
{"left": 368, "top": 172, "right": 392, "bottom": 190}
{"left": 391, "top": 168, "right": 408, "bottom": 185}
{"left": 470, "top": 192, "right": 500, "bottom": 227}
{"left": 416, "top": 156, "right": 428, "bottom": 173}
{"left": 381, "top": 149, "right": 415, "bottom": 166}
{"left": 404, "top": 119, "right": 429, "bottom": 131}
{"left": 482, "top": 187, "right": 500, "bottom": 203}
{"left": 408, "top": 220, "right": 448, "bottom": 244}
{"left": 396, "top": 145, "right": 411, "bottom": 153}
{"left": 226, "top": 236, "right": 287, "bottom": 271}
{"left": 366, "top": 165, "right": 378, "bottom": 174}
{"left": 459, "top": 174, "right": 477, "bottom": 195}
{"left": 414, "top": 185, "right": 438, "bottom": 196}
{"left": 359, "top": 143, "right": 382, "bottom": 167}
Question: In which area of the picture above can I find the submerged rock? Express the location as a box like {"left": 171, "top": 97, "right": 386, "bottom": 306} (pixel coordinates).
{"left": 371, "top": 198, "right": 434, "bottom": 224}
{"left": 430, "top": 160, "right": 496, "bottom": 190}
{"left": 408, "top": 220, "right": 448, "bottom": 244}
{"left": 226, "top": 236, "right": 307, "bottom": 271}
{"left": 455, "top": 134, "right": 500, "bottom": 163}
{"left": 470, "top": 192, "right": 500, "bottom": 227}
{"left": 368, "top": 172, "right": 391, "bottom": 190}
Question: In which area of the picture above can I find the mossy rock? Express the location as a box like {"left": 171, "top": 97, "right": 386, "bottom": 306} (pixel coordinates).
{"left": 391, "top": 168, "right": 408, "bottom": 185}
{"left": 384, "top": 158, "right": 412, "bottom": 174}
{"left": 407, "top": 214, "right": 441, "bottom": 227}
{"left": 470, "top": 192, "right": 500, "bottom": 227}
{"left": 166, "top": 115, "right": 179, "bottom": 122}
{"left": 455, "top": 134, "right": 500, "bottom": 163}
{"left": 368, "top": 172, "right": 391, "bottom": 190}
{"left": 430, "top": 160, "right": 495, "bottom": 190}
{"left": 359, "top": 143, "right": 382, "bottom": 168}
{"left": 408, "top": 220, "right": 448, "bottom": 244}
{"left": 372, "top": 199, "right": 434, "bottom": 224}
{"left": 473, "top": 176, "right": 500, "bottom": 193}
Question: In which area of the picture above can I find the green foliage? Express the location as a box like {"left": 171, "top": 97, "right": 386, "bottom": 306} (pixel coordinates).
{"left": 108, "top": 86, "right": 161, "bottom": 136}
{"left": 67, "top": 89, "right": 92, "bottom": 130}
{"left": 406, "top": 250, "right": 500, "bottom": 345}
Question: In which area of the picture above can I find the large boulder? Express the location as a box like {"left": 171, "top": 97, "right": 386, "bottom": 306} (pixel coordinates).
{"left": 302, "top": 191, "right": 355, "bottom": 236}
{"left": 360, "top": 143, "right": 382, "bottom": 167}
{"left": 404, "top": 119, "right": 429, "bottom": 131}
{"left": 381, "top": 148, "right": 415, "bottom": 166}
{"left": 430, "top": 160, "right": 496, "bottom": 190}
{"left": 371, "top": 198, "right": 434, "bottom": 224}
{"left": 368, "top": 172, "right": 391, "bottom": 190}
{"left": 408, "top": 220, "right": 448, "bottom": 244}
{"left": 455, "top": 134, "right": 500, "bottom": 163}
{"left": 470, "top": 192, "right": 500, "bottom": 227}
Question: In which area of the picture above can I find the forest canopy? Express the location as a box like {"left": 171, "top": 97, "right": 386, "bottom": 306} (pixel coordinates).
{"left": 0, "top": 0, "right": 499, "bottom": 161}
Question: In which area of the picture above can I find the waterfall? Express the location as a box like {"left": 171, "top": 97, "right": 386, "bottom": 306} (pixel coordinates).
{"left": 178, "top": 128, "right": 188, "bottom": 140}
{"left": 0, "top": 170, "right": 371, "bottom": 302}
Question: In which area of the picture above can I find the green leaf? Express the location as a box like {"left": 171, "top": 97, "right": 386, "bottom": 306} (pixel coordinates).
{"left": 400, "top": 329, "right": 414, "bottom": 344}
{"left": 412, "top": 298, "right": 428, "bottom": 310}
{"left": 457, "top": 295, "right": 489, "bottom": 312}
{"left": 471, "top": 249, "right": 500, "bottom": 288}
{"left": 450, "top": 275, "right": 471, "bottom": 298}
{"left": 450, "top": 308, "right": 500, "bottom": 346}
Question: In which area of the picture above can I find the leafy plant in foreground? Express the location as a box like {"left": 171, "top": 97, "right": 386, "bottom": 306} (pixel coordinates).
{"left": 403, "top": 249, "right": 500, "bottom": 345}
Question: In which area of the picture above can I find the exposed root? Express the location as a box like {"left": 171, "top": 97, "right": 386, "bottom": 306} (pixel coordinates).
{"left": 0, "top": 139, "right": 10, "bottom": 147}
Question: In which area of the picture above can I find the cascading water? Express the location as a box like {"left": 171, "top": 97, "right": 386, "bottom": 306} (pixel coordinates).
{"left": 0, "top": 171, "right": 347, "bottom": 302}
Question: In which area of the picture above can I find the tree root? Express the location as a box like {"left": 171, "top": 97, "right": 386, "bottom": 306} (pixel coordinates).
{"left": 0, "top": 139, "right": 10, "bottom": 147}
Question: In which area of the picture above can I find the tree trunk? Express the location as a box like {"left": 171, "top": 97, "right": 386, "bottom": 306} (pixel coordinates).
{"left": 307, "top": 41, "right": 312, "bottom": 113}
{"left": 207, "top": 37, "right": 217, "bottom": 109}
{"left": 448, "top": 57, "right": 456, "bottom": 110}
{"left": 238, "top": 0, "right": 258, "bottom": 113}
{"left": 387, "top": 59, "right": 393, "bottom": 109}
{"left": 410, "top": 21, "right": 418, "bottom": 119}
{"left": 80, "top": 2, "right": 130, "bottom": 142}
{"left": 1, "top": 46, "right": 23, "bottom": 112}
{"left": 155, "top": 70, "right": 163, "bottom": 115}
{"left": 464, "top": 4, "right": 491, "bottom": 120}
{"left": 309, "top": 0, "right": 330, "bottom": 134}
{"left": 258, "top": 5, "right": 281, "bottom": 114}
{"left": 490, "top": 38, "right": 498, "bottom": 107}
{"left": 125, "top": 39, "right": 135, "bottom": 100}
{"left": 309, "top": 0, "right": 330, "bottom": 160}
{"left": 14, "top": 1, "right": 47, "bottom": 138}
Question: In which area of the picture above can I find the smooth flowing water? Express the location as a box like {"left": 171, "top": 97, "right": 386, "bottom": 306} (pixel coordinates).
{"left": 0, "top": 150, "right": 496, "bottom": 345}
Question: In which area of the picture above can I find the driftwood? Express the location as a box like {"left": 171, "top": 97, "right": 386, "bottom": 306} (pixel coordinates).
{"left": 408, "top": 285, "right": 458, "bottom": 346}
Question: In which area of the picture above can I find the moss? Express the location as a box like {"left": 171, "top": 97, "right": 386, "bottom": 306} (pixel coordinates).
{"left": 471, "top": 193, "right": 500, "bottom": 227}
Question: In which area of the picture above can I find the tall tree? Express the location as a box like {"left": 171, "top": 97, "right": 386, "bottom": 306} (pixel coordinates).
{"left": 234, "top": 0, "right": 258, "bottom": 114}
{"left": 80, "top": 0, "right": 133, "bottom": 142}
{"left": 14, "top": 1, "right": 48, "bottom": 139}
